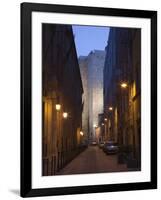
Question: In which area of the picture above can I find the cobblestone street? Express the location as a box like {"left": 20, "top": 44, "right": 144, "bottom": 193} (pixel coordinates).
{"left": 57, "top": 146, "right": 128, "bottom": 175}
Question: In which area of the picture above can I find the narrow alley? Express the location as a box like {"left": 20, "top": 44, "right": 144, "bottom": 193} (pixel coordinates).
{"left": 57, "top": 146, "right": 128, "bottom": 175}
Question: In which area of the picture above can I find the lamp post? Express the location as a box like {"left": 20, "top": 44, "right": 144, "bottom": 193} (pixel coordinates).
{"left": 104, "top": 118, "right": 107, "bottom": 141}
{"left": 101, "top": 123, "right": 104, "bottom": 142}
{"left": 119, "top": 81, "right": 128, "bottom": 147}
{"left": 107, "top": 107, "right": 113, "bottom": 140}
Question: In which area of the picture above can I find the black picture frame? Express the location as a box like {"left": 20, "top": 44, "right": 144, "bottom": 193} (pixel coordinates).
{"left": 21, "top": 2, "right": 157, "bottom": 197}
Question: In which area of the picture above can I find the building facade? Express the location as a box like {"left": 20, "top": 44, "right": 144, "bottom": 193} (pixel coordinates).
{"left": 42, "top": 24, "right": 83, "bottom": 176}
{"left": 103, "top": 27, "right": 141, "bottom": 167}
{"left": 79, "top": 50, "right": 106, "bottom": 141}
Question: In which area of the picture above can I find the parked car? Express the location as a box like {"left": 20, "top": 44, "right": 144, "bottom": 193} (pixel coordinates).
{"left": 103, "top": 141, "right": 119, "bottom": 154}
{"left": 98, "top": 141, "right": 105, "bottom": 149}
{"left": 91, "top": 141, "right": 97, "bottom": 146}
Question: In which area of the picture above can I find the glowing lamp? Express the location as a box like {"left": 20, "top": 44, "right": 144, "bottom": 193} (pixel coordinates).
{"left": 109, "top": 107, "right": 113, "bottom": 111}
{"left": 63, "top": 112, "right": 68, "bottom": 118}
{"left": 55, "top": 104, "right": 61, "bottom": 111}
{"left": 93, "top": 124, "right": 97, "bottom": 128}
{"left": 121, "top": 82, "right": 128, "bottom": 88}
{"left": 80, "top": 131, "right": 84, "bottom": 136}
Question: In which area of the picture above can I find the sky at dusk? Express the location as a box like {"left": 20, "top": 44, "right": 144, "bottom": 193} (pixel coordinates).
{"left": 72, "top": 25, "right": 110, "bottom": 57}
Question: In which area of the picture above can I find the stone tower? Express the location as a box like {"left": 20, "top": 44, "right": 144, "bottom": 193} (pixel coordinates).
{"left": 79, "top": 50, "right": 106, "bottom": 141}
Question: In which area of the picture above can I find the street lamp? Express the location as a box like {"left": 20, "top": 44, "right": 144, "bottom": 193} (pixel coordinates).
{"left": 55, "top": 96, "right": 61, "bottom": 111}
{"left": 80, "top": 131, "right": 84, "bottom": 136}
{"left": 55, "top": 104, "right": 61, "bottom": 111}
{"left": 120, "top": 82, "right": 128, "bottom": 89}
{"left": 109, "top": 107, "right": 113, "bottom": 111}
{"left": 63, "top": 112, "right": 68, "bottom": 119}
{"left": 104, "top": 118, "right": 107, "bottom": 121}
{"left": 93, "top": 124, "right": 97, "bottom": 128}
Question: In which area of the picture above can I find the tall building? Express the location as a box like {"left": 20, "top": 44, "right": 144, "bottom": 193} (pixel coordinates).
{"left": 103, "top": 27, "right": 141, "bottom": 168}
{"left": 79, "top": 50, "right": 106, "bottom": 141}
